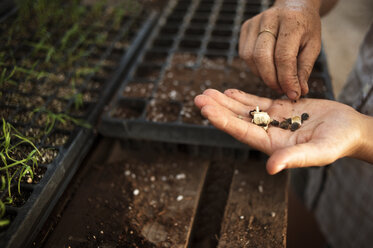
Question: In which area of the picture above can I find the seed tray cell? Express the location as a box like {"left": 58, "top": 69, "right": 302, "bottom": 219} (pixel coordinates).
{"left": 100, "top": 0, "right": 333, "bottom": 148}
{"left": 0, "top": 6, "right": 158, "bottom": 248}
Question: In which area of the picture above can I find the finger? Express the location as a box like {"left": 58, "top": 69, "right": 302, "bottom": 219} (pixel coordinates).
{"left": 224, "top": 89, "right": 273, "bottom": 111}
{"left": 297, "top": 39, "right": 321, "bottom": 95}
{"left": 239, "top": 17, "right": 261, "bottom": 76}
{"left": 202, "top": 89, "right": 252, "bottom": 116}
{"left": 195, "top": 94, "right": 251, "bottom": 122}
{"left": 275, "top": 24, "right": 302, "bottom": 100}
{"left": 254, "top": 13, "right": 282, "bottom": 92}
{"left": 200, "top": 104, "right": 271, "bottom": 152}
{"left": 266, "top": 140, "right": 338, "bottom": 175}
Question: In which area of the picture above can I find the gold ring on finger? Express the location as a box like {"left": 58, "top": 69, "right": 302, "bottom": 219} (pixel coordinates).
{"left": 258, "top": 28, "right": 277, "bottom": 39}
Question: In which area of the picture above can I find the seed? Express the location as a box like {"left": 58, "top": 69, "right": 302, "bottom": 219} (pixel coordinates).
{"left": 290, "top": 122, "right": 300, "bottom": 131}
{"left": 285, "top": 118, "right": 292, "bottom": 124}
{"left": 270, "top": 120, "right": 279, "bottom": 126}
{"left": 301, "top": 113, "right": 309, "bottom": 122}
{"left": 279, "top": 121, "right": 289, "bottom": 129}
{"left": 291, "top": 116, "right": 302, "bottom": 125}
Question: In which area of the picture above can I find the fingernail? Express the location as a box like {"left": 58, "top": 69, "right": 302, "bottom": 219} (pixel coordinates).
{"left": 287, "top": 91, "right": 298, "bottom": 100}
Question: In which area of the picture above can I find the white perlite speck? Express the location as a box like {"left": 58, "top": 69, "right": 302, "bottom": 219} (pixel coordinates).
{"left": 176, "top": 173, "right": 186, "bottom": 180}
{"left": 133, "top": 189, "right": 140, "bottom": 196}
{"left": 258, "top": 185, "right": 263, "bottom": 193}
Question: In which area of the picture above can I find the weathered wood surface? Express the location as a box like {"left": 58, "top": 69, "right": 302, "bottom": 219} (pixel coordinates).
{"left": 41, "top": 141, "right": 208, "bottom": 248}
{"left": 218, "top": 159, "right": 288, "bottom": 248}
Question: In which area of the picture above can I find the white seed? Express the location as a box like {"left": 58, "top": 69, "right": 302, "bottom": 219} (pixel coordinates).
{"left": 124, "top": 170, "right": 131, "bottom": 176}
{"left": 133, "top": 189, "right": 140, "bottom": 196}
{"left": 240, "top": 216, "right": 245, "bottom": 220}
{"left": 271, "top": 212, "right": 276, "bottom": 217}
{"left": 251, "top": 106, "right": 270, "bottom": 130}
{"left": 176, "top": 195, "right": 183, "bottom": 201}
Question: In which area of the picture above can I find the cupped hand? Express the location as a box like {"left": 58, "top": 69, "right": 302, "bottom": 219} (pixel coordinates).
{"left": 239, "top": 0, "right": 322, "bottom": 100}
{"left": 195, "top": 89, "right": 363, "bottom": 174}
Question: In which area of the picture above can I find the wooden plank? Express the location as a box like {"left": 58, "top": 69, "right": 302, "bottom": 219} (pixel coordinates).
{"left": 218, "top": 158, "right": 288, "bottom": 248}
{"left": 41, "top": 140, "right": 208, "bottom": 248}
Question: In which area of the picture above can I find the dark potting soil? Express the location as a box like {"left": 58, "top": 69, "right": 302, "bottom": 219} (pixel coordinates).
{"left": 121, "top": 52, "right": 327, "bottom": 125}
{"left": 123, "top": 53, "right": 330, "bottom": 125}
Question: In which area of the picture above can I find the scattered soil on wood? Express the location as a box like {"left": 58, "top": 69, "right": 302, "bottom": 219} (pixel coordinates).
{"left": 35, "top": 140, "right": 288, "bottom": 248}
{"left": 218, "top": 158, "right": 288, "bottom": 248}
{"left": 39, "top": 141, "right": 208, "bottom": 248}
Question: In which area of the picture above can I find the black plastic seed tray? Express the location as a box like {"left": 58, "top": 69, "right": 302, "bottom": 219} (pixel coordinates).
{"left": 99, "top": 0, "right": 333, "bottom": 148}
{"left": 0, "top": 8, "right": 158, "bottom": 248}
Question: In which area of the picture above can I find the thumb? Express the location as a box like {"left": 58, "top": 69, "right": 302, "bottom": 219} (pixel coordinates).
{"left": 266, "top": 141, "right": 336, "bottom": 175}
{"left": 297, "top": 40, "right": 321, "bottom": 96}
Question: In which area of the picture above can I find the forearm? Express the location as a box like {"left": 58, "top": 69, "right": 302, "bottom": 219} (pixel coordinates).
{"left": 274, "top": 0, "right": 338, "bottom": 16}
{"left": 353, "top": 114, "right": 373, "bottom": 164}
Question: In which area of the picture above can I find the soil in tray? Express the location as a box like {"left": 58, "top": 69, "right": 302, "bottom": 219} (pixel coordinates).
{"left": 41, "top": 141, "right": 208, "bottom": 248}
{"left": 146, "top": 55, "right": 281, "bottom": 125}
{"left": 126, "top": 53, "right": 329, "bottom": 125}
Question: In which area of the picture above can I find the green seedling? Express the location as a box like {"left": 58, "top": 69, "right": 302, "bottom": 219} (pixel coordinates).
{"left": 0, "top": 119, "right": 40, "bottom": 205}
{"left": 32, "top": 108, "right": 91, "bottom": 135}
{"left": 0, "top": 67, "right": 17, "bottom": 87}
{"left": 0, "top": 199, "right": 10, "bottom": 227}
{"left": 61, "top": 23, "right": 80, "bottom": 50}
{"left": 72, "top": 93, "right": 84, "bottom": 110}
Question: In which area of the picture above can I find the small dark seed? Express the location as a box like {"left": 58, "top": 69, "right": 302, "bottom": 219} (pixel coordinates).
{"left": 301, "top": 113, "right": 309, "bottom": 122}
{"left": 290, "top": 122, "right": 300, "bottom": 131}
{"left": 285, "top": 118, "right": 292, "bottom": 124}
{"left": 271, "top": 120, "right": 279, "bottom": 126}
{"left": 279, "top": 121, "right": 289, "bottom": 130}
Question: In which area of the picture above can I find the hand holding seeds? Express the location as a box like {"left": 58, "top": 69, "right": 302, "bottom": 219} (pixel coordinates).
{"left": 195, "top": 89, "right": 372, "bottom": 174}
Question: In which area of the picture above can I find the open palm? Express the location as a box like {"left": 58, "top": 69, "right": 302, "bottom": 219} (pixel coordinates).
{"left": 194, "top": 89, "right": 362, "bottom": 174}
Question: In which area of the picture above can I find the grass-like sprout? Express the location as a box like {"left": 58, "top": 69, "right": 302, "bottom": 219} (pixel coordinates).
{"left": 13, "top": 65, "right": 51, "bottom": 81}
{"left": 32, "top": 108, "right": 91, "bottom": 135}
{"left": 0, "top": 198, "right": 10, "bottom": 227}
{"left": 0, "top": 119, "right": 41, "bottom": 207}
{"left": 61, "top": 24, "right": 80, "bottom": 51}
{"left": 0, "top": 67, "right": 16, "bottom": 87}
{"left": 28, "top": 36, "right": 56, "bottom": 63}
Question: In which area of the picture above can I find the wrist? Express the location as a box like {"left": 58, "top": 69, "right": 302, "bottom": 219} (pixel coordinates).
{"left": 274, "top": 0, "right": 322, "bottom": 13}
{"left": 352, "top": 114, "right": 373, "bottom": 163}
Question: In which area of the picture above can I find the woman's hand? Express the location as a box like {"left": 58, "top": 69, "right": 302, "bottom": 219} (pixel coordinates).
{"left": 239, "top": 0, "right": 322, "bottom": 100}
{"left": 195, "top": 89, "right": 367, "bottom": 174}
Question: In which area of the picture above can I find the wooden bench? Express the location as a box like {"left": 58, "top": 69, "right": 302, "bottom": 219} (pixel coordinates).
{"left": 34, "top": 139, "right": 287, "bottom": 248}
